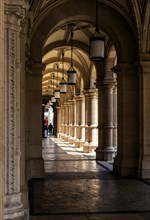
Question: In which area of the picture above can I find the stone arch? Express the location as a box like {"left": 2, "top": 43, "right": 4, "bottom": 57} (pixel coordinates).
{"left": 29, "top": 0, "right": 138, "bottom": 64}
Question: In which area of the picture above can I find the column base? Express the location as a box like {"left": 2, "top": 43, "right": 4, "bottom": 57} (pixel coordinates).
{"left": 138, "top": 158, "right": 150, "bottom": 178}
{"left": 24, "top": 208, "right": 29, "bottom": 220}
{"left": 113, "top": 155, "right": 137, "bottom": 177}
{"left": 26, "top": 157, "right": 44, "bottom": 179}
{"left": 83, "top": 142, "right": 97, "bottom": 153}
{"left": 59, "top": 133, "right": 65, "bottom": 140}
{"left": 75, "top": 139, "right": 84, "bottom": 148}
{"left": 68, "top": 136, "right": 74, "bottom": 144}
{"left": 75, "top": 140, "right": 80, "bottom": 148}
{"left": 56, "top": 133, "right": 61, "bottom": 138}
{"left": 63, "top": 135, "right": 69, "bottom": 142}
{"left": 4, "top": 193, "right": 24, "bottom": 220}
{"left": 95, "top": 147, "right": 116, "bottom": 162}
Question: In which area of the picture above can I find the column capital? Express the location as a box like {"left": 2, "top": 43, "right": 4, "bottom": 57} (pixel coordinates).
{"left": 139, "top": 60, "right": 150, "bottom": 73}
{"left": 83, "top": 88, "right": 98, "bottom": 96}
{"left": 56, "top": 106, "right": 61, "bottom": 110}
{"left": 68, "top": 98, "right": 76, "bottom": 104}
{"left": 26, "top": 62, "right": 45, "bottom": 75}
{"left": 75, "top": 94, "right": 84, "bottom": 101}
{"left": 111, "top": 63, "right": 139, "bottom": 74}
{"left": 4, "top": 2, "right": 27, "bottom": 30}
{"left": 139, "top": 53, "right": 150, "bottom": 61}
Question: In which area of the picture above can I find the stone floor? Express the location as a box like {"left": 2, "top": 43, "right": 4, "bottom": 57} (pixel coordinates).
{"left": 29, "top": 136, "right": 150, "bottom": 220}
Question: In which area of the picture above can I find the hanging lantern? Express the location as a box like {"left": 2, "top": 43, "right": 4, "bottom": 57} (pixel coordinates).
{"left": 89, "top": 0, "right": 105, "bottom": 61}
{"left": 60, "top": 52, "right": 67, "bottom": 93}
{"left": 67, "top": 31, "right": 76, "bottom": 85}
{"left": 67, "top": 66, "right": 76, "bottom": 85}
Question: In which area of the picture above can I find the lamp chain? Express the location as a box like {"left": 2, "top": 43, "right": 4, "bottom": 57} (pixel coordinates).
{"left": 62, "top": 52, "right": 64, "bottom": 79}
{"left": 96, "top": 0, "right": 98, "bottom": 30}
{"left": 71, "top": 31, "right": 74, "bottom": 67}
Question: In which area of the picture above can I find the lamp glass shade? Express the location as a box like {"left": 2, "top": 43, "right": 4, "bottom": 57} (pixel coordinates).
{"left": 67, "top": 69, "right": 76, "bottom": 85}
{"left": 51, "top": 96, "right": 56, "bottom": 102}
{"left": 89, "top": 36, "right": 105, "bottom": 61}
{"left": 60, "top": 79, "right": 67, "bottom": 93}
{"left": 54, "top": 89, "right": 60, "bottom": 99}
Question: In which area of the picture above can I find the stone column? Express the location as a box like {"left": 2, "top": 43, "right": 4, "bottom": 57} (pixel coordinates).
{"left": 25, "top": 62, "right": 44, "bottom": 179}
{"left": 75, "top": 94, "right": 85, "bottom": 148}
{"left": 60, "top": 104, "right": 65, "bottom": 139}
{"left": 0, "top": 0, "right": 4, "bottom": 219}
{"left": 56, "top": 106, "right": 61, "bottom": 138}
{"left": 96, "top": 79, "right": 117, "bottom": 161}
{"left": 72, "top": 98, "right": 76, "bottom": 145}
{"left": 68, "top": 99, "right": 76, "bottom": 144}
{"left": 4, "top": 3, "right": 26, "bottom": 219}
{"left": 83, "top": 89, "right": 98, "bottom": 153}
{"left": 112, "top": 63, "right": 140, "bottom": 176}
{"left": 63, "top": 102, "right": 69, "bottom": 142}
{"left": 138, "top": 59, "right": 150, "bottom": 178}
{"left": 113, "top": 82, "right": 117, "bottom": 151}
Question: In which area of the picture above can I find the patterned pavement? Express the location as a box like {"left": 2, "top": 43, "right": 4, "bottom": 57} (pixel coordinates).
{"left": 29, "top": 137, "right": 150, "bottom": 220}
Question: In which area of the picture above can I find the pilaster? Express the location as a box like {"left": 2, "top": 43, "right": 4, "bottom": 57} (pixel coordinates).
{"left": 138, "top": 58, "right": 150, "bottom": 178}
{"left": 4, "top": 2, "right": 26, "bottom": 219}
{"left": 112, "top": 63, "right": 140, "bottom": 176}
{"left": 25, "top": 62, "right": 44, "bottom": 179}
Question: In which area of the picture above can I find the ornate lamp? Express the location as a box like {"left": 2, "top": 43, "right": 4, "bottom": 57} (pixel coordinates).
{"left": 89, "top": 0, "right": 105, "bottom": 61}
{"left": 54, "top": 64, "right": 60, "bottom": 99}
{"left": 67, "top": 31, "right": 76, "bottom": 85}
{"left": 60, "top": 52, "right": 67, "bottom": 93}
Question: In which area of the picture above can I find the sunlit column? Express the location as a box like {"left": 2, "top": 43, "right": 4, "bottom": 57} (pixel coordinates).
{"left": 68, "top": 99, "right": 76, "bottom": 144}
{"left": 60, "top": 105, "right": 65, "bottom": 140}
{"left": 72, "top": 97, "right": 76, "bottom": 145}
{"left": 63, "top": 102, "right": 69, "bottom": 142}
{"left": 56, "top": 106, "right": 61, "bottom": 138}
{"left": 82, "top": 89, "right": 98, "bottom": 153}
{"left": 75, "top": 94, "right": 85, "bottom": 147}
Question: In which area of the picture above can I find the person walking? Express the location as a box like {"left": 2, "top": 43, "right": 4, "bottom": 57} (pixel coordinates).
{"left": 48, "top": 123, "right": 53, "bottom": 136}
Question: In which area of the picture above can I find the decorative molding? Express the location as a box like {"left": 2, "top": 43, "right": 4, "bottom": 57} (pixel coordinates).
{"left": 8, "top": 29, "right": 16, "bottom": 193}
{"left": 4, "top": 3, "right": 26, "bottom": 29}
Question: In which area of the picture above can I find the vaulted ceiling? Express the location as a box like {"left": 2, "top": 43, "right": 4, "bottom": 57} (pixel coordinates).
{"left": 27, "top": 0, "right": 149, "bottom": 105}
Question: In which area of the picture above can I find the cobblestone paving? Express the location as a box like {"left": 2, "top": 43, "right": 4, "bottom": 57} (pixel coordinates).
{"left": 29, "top": 137, "right": 150, "bottom": 220}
